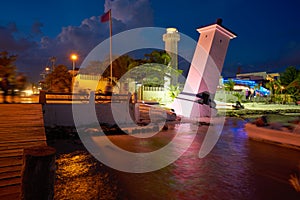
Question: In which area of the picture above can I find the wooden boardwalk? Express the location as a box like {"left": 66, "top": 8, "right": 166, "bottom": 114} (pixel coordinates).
{"left": 0, "top": 104, "right": 46, "bottom": 200}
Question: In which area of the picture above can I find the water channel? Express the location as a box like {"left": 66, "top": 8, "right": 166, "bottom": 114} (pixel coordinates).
{"left": 49, "top": 117, "right": 300, "bottom": 200}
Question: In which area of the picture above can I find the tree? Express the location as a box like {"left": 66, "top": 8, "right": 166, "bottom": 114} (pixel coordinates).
{"left": 279, "top": 66, "right": 300, "bottom": 104}
{"left": 45, "top": 65, "right": 72, "bottom": 92}
{"left": 111, "top": 55, "right": 135, "bottom": 80}
{"left": 0, "top": 51, "right": 17, "bottom": 79}
{"left": 224, "top": 79, "right": 235, "bottom": 91}
{"left": 143, "top": 50, "right": 182, "bottom": 87}
{"left": 15, "top": 73, "right": 27, "bottom": 91}
{"left": 0, "top": 51, "right": 28, "bottom": 93}
{"left": 145, "top": 50, "right": 171, "bottom": 66}
{"left": 266, "top": 80, "right": 276, "bottom": 103}
{"left": 79, "top": 50, "right": 181, "bottom": 90}
{"left": 280, "top": 66, "right": 299, "bottom": 86}
{"left": 82, "top": 55, "right": 136, "bottom": 81}
{"left": 127, "top": 63, "right": 166, "bottom": 87}
{"left": 233, "top": 92, "right": 244, "bottom": 102}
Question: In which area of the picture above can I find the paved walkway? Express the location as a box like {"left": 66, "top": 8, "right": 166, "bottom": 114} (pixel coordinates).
{"left": 0, "top": 104, "right": 46, "bottom": 200}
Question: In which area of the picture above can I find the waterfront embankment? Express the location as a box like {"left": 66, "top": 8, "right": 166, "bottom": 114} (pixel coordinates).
{"left": 219, "top": 102, "right": 300, "bottom": 117}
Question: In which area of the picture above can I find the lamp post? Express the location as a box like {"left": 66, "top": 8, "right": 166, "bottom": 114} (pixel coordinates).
{"left": 45, "top": 67, "right": 50, "bottom": 74}
{"left": 70, "top": 54, "right": 78, "bottom": 77}
{"left": 50, "top": 56, "right": 56, "bottom": 71}
{"left": 45, "top": 67, "right": 51, "bottom": 90}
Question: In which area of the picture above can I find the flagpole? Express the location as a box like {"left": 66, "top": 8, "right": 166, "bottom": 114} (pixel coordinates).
{"left": 109, "top": 9, "right": 113, "bottom": 85}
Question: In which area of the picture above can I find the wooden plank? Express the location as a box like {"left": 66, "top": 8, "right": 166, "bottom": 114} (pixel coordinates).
{"left": 0, "top": 185, "right": 20, "bottom": 200}
{"left": 0, "top": 104, "right": 46, "bottom": 191}
{"left": 0, "top": 171, "right": 20, "bottom": 180}
{"left": 0, "top": 139, "right": 46, "bottom": 145}
{"left": 0, "top": 120, "right": 43, "bottom": 124}
{"left": 0, "top": 141, "right": 46, "bottom": 151}
{"left": 0, "top": 149, "right": 23, "bottom": 158}
{"left": 0, "top": 165, "right": 21, "bottom": 174}
{"left": 0, "top": 136, "right": 46, "bottom": 142}
{"left": 0, "top": 157, "right": 22, "bottom": 168}
{"left": 0, "top": 119, "right": 43, "bottom": 123}
{"left": 0, "top": 177, "right": 21, "bottom": 187}
{"left": 0, "top": 128, "right": 44, "bottom": 133}
{"left": 0, "top": 133, "right": 45, "bottom": 137}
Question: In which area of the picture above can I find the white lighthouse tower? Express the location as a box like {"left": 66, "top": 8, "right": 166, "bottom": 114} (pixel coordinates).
{"left": 163, "top": 28, "right": 180, "bottom": 85}
{"left": 173, "top": 19, "right": 236, "bottom": 118}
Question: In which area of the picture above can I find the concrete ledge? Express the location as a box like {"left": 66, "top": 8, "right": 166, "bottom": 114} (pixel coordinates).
{"left": 221, "top": 108, "right": 300, "bottom": 117}
{"left": 42, "top": 103, "right": 134, "bottom": 127}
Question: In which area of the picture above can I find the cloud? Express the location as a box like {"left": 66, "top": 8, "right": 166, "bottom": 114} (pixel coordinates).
{"left": 0, "top": 23, "right": 37, "bottom": 52}
{"left": 0, "top": 0, "right": 154, "bottom": 82}
{"left": 31, "top": 21, "right": 44, "bottom": 35}
{"left": 37, "top": 0, "right": 154, "bottom": 74}
{"left": 104, "top": 0, "right": 153, "bottom": 28}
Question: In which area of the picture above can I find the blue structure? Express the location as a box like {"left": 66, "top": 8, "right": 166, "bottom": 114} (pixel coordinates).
{"left": 223, "top": 78, "right": 270, "bottom": 96}
{"left": 223, "top": 78, "right": 256, "bottom": 87}
{"left": 256, "top": 86, "right": 270, "bottom": 96}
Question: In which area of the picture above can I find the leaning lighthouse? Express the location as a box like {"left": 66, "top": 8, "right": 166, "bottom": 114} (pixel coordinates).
{"left": 173, "top": 19, "right": 237, "bottom": 118}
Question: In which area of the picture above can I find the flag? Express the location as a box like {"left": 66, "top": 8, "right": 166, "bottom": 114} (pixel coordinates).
{"left": 101, "top": 10, "right": 111, "bottom": 23}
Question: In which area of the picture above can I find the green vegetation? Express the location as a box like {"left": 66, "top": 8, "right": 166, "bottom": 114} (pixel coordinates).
{"left": 224, "top": 79, "right": 235, "bottom": 91}
{"left": 266, "top": 66, "right": 300, "bottom": 104}
{"left": 83, "top": 50, "right": 182, "bottom": 88}
{"left": 233, "top": 92, "right": 244, "bottom": 102}
{"left": 168, "top": 84, "right": 182, "bottom": 100}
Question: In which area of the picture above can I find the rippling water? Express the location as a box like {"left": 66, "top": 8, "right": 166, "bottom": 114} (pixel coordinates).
{"left": 51, "top": 118, "right": 300, "bottom": 200}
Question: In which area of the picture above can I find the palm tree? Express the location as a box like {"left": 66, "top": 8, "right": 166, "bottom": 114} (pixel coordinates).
{"left": 277, "top": 66, "right": 300, "bottom": 104}
{"left": 285, "top": 76, "right": 300, "bottom": 104}
{"left": 233, "top": 92, "right": 244, "bottom": 103}
{"left": 280, "top": 66, "right": 299, "bottom": 86}
{"left": 224, "top": 79, "right": 235, "bottom": 91}
{"left": 266, "top": 80, "right": 276, "bottom": 103}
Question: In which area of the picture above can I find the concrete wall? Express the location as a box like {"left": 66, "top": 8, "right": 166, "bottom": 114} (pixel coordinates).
{"left": 214, "top": 90, "right": 246, "bottom": 103}
{"left": 43, "top": 103, "right": 134, "bottom": 127}
{"left": 141, "top": 86, "right": 171, "bottom": 104}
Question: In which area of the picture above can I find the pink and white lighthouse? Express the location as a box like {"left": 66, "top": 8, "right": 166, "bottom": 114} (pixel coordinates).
{"left": 173, "top": 19, "right": 236, "bottom": 118}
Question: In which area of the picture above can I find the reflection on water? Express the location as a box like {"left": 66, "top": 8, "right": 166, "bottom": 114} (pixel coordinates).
{"left": 0, "top": 95, "right": 39, "bottom": 103}
{"left": 53, "top": 118, "right": 300, "bottom": 200}
{"left": 55, "top": 152, "right": 123, "bottom": 200}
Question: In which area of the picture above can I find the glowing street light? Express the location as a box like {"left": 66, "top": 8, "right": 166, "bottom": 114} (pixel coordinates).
{"left": 280, "top": 86, "right": 285, "bottom": 94}
{"left": 70, "top": 54, "right": 78, "bottom": 77}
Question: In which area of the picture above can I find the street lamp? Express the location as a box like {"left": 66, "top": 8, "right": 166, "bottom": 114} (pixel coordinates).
{"left": 45, "top": 67, "right": 51, "bottom": 90}
{"left": 280, "top": 86, "right": 284, "bottom": 94}
{"left": 70, "top": 54, "right": 78, "bottom": 77}
{"left": 45, "top": 66, "right": 50, "bottom": 73}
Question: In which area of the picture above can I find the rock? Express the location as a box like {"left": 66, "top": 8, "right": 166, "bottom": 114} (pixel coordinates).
{"left": 255, "top": 116, "right": 268, "bottom": 127}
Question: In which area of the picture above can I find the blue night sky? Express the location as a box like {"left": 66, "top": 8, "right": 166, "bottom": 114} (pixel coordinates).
{"left": 0, "top": 0, "right": 299, "bottom": 82}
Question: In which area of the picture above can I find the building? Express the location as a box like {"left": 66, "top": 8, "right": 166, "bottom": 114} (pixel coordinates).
{"left": 236, "top": 71, "right": 280, "bottom": 82}
{"left": 163, "top": 28, "right": 180, "bottom": 85}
